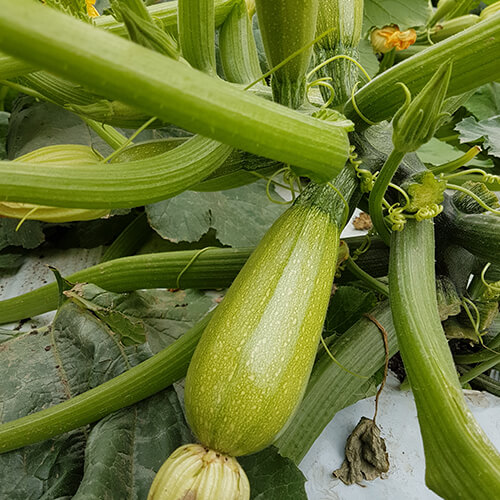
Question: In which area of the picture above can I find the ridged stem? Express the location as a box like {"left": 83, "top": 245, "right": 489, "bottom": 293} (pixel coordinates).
{"left": 368, "top": 149, "right": 406, "bottom": 246}
{"left": 0, "top": 248, "right": 252, "bottom": 325}
{"left": 219, "top": 0, "right": 262, "bottom": 84}
{"left": 0, "top": 0, "right": 350, "bottom": 179}
{"left": 276, "top": 301, "right": 397, "bottom": 463}
{"left": 344, "top": 13, "right": 500, "bottom": 126}
{"left": 0, "top": 314, "right": 211, "bottom": 454}
{"left": 0, "top": 135, "right": 233, "bottom": 208}
{"left": 389, "top": 219, "right": 500, "bottom": 499}
{"left": 178, "top": 0, "right": 216, "bottom": 75}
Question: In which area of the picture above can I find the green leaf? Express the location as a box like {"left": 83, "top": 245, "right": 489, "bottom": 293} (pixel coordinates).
{"left": 146, "top": 181, "right": 287, "bottom": 247}
{"left": 239, "top": 446, "right": 307, "bottom": 500}
{"left": 65, "top": 283, "right": 218, "bottom": 353}
{"left": 324, "top": 285, "right": 377, "bottom": 336}
{"left": 464, "top": 83, "right": 500, "bottom": 121}
{"left": 455, "top": 115, "right": 500, "bottom": 158}
{"left": 0, "top": 283, "right": 212, "bottom": 497}
{"left": 0, "top": 252, "right": 24, "bottom": 272}
{"left": 417, "top": 136, "right": 493, "bottom": 168}
{"left": 0, "top": 218, "right": 45, "bottom": 251}
{"left": 358, "top": 39, "right": 380, "bottom": 78}
{"left": 363, "top": 0, "right": 432, "bottom": 32}
{"left": 73, "top": 388, "right": 192, "bottom": 500}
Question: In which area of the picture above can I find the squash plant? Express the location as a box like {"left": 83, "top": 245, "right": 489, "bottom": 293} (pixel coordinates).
{"left": 0, "top": 0, "right": 499, "bottom": 499}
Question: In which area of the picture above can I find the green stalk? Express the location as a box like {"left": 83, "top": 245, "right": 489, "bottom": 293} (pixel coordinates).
{"left": 389, "top": 219, "right": 500, "bottom": 499}
{"left": 344, "top": 13, "right": 500, "bottom": 126}
{"left": 0, "top": 51, "right": 36, "bottom": 79}
{"left": 0, "top": 234, "right": 387, "bottom": 325}
{"left": 0, "top": 313, "right": 211, "bottom": 454}
{"left": 0, "top": 135, "right": 232, "bottom": 208}
{"left": 314, "top": 0, "right": 364, "bottom": 107}
{"left": 344, "top": 258, "right": 389, "bottom": 297}
{"left": 368, "top": 149, "right": 406, "bottom": 245}
{"left": 99, "top": 212, "right": 151, "bottom": 263}
{"left": 459, "top": 354, "right": 500, "bottom": 385}
{"left": 95, "top": 0, "right": 236, "bottom": 35}
{"left": 81, "top": 117, "right": 128, "bottom": 150}
{"left": 0, "top": 0, "right": 349, "bottom": 179}
{"left": 219, "top": 0, "right": 262, "bottom": 84}
{"left": 276, "top": 301, "right": 397, "bottom": 463}
{"left": 0, "top": 248, "right": 252, "bottom": 325}
{"left": 178, "top": 0, "right": 216, "bottom": 74}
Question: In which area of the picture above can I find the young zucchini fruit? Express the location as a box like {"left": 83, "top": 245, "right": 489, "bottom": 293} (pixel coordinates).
{"left": 150, "top": 171, "right": 356, "bottom": 498}
{"left": 315, "top": 0, "right": 364, "bottom": 108}
{"left": 255, "top": 0, "right": 319, "bottom": 108}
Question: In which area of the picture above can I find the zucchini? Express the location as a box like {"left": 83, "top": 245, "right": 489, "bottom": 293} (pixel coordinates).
{"left": 184, "top": 177, "right": 352, "bottom": 457}
{"left": 255, "top": 0, "right": 319, "bottom": 108}
{"left": 315, "top": 0, "right": 364, "bottom": 108}
{"left": 389, "top": 219, "right": 500, "bottom": 498}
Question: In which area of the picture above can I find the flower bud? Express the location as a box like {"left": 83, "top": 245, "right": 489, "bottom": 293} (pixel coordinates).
{"left": 392, "top": 62, "right": 452, "bottom": 153}
{"left": 148, "top": 444, "right": 250, "bottom": 500}
{"left": 370, "top": 25, "right": 416, "bottom": 54}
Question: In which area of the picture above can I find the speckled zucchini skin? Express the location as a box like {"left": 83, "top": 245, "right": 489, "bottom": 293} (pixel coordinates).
{"left": 255, "top": 0, "right": 319, "bottom": 108}
{"left": 184, "top": 187, "right": 339, "bottom": 457}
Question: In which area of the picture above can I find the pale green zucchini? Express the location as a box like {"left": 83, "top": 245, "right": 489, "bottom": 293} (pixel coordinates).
{"left": 184, "top": 177, "right": 352, "bottom": 456}
{"left": 255, "top": 0, "right": 319, "bottom": 108}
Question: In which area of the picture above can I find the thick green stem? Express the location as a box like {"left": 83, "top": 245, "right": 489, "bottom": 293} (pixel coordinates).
{"left": 99, "top": 212, "right": 151, "bottom": 263}
{"left": 368, "top": 149, "right": 406, "bottom": 245}
{"left": 219, "top": 0, "right": 261, "bottom": 84}
{"left": 95, "top": 0, "right": 236, "bottom": 35}
{"left": 0, "top": 248, "right": 252, "bottom": 325}
{"left": 459, "top": 354, "right": 500, "bottom": 385}
{"left": 344, "top": 13, "right": 500, "bottom": 126}
{"left": 0, "top": 135, "right": 233, "bottom": 208}
{"left": 178, "top": 0, "right": 216, "bottom": 74}
{"left": 389, "top": 219, "right": 500, "bottom": 499}
{"left": 0, "top": 314, "right": 211, "bottom": 454}
{"left": 0, "top": 0, "right": 349, "bottom": 179}
{"left": 276, "top": 301, "right": 397, "bottom": 463}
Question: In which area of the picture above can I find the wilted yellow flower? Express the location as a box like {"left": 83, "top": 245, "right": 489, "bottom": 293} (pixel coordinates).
{"left": 86, "top": 0, "right": 99, "bottom": 18}
{"left": 371, "top": 25, "right": 417, "bottom": 53}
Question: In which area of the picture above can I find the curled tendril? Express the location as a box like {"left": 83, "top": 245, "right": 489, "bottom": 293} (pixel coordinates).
{"left": 307, "top": 54, "right": 372, "bottom": 83}
{"left": 265, "top": 167, "right": 295, "bottom": 205}
{"left": 387, "top": 182, "right": 411, "bottom": 210}
{"left": 320, "top": 335, "right": 368, "bottom": 379}
{"left": 441, "top": 168, "right": 500, "bottom": 185}
{"left": 102, "top": 115, "right": 157, "bottom": 163}
{"left": 350, "top": 82, "right": 377, "bottom": 125}
{"left": 351, "top": 232, "right": 372, "bottom": 261}
{"left": 349, "top": 148, "right": 378, "bottom": 193}
{"left": 446, "top": 183, "right": 500, "bottom": 215}
{"left": 306, "top": 78, "right": 335, "bottom": 108}
{"left": 480, "top": 263, "right": 500, "bottom": 300}
{"left": 415, "top": 203, "right": 444, "bottom": 221}
{"left": 386, "top": 204, "right": 407, "bottom": 231}
{"left": 176, "top": 247, "right": 217, "bottom": 289}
